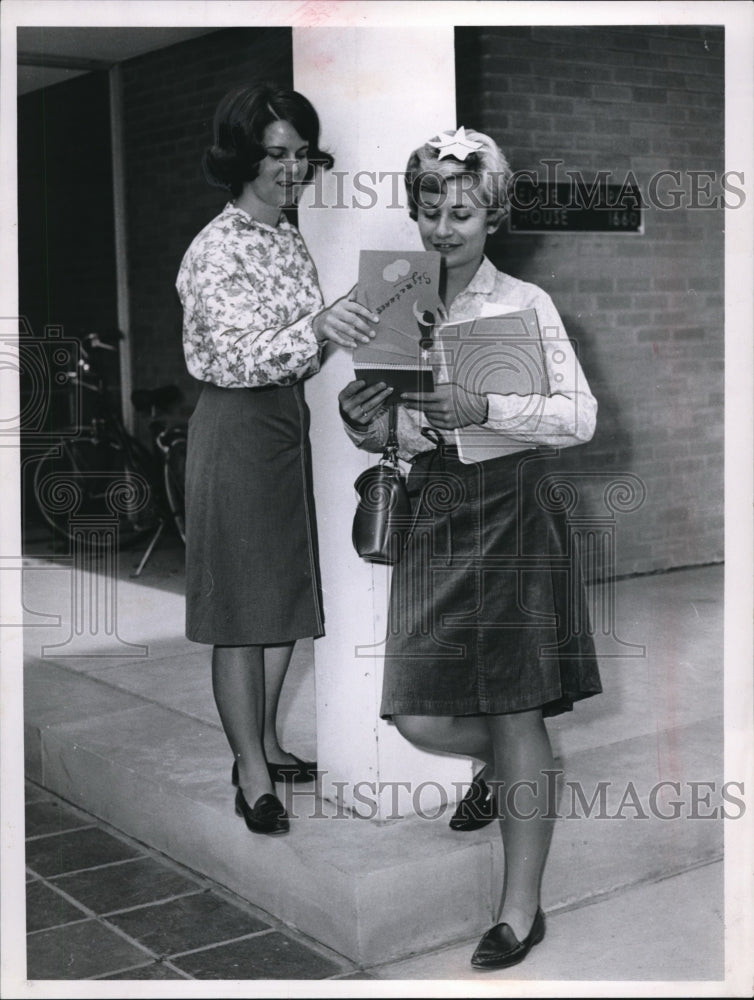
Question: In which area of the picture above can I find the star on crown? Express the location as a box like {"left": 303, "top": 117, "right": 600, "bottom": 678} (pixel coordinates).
{"left": 427, "top": 126, "right": 483, "bottom": 161}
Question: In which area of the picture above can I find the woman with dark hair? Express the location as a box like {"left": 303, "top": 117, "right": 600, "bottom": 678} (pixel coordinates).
{"left": 339, "top": 128, "right": 602, "bottom": 968}
{"left": 177, "top": 83, "right": 377, "bottom": 836}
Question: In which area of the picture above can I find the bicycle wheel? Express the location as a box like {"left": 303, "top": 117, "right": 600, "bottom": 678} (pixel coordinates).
{"left": 32, "top": 437, "right": 159, "bottom": 549}
{"left": 163, "top": 433, "right": 187, "bottom": 543}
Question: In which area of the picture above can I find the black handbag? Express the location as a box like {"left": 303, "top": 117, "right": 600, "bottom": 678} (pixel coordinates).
{"left": 352, "top": 404, "right": 412, "bottom": 565}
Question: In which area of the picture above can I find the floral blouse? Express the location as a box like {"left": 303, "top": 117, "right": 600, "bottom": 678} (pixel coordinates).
{"left": 176, "top": 203, "right": 323, "bottom": 388}
{"left": 345, "top": 257, "right": 598, "bottom": 463}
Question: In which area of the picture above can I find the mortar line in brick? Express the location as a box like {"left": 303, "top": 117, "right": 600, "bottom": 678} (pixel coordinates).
{"left": 28, "top": 854, "right": 146, "bottom": 880}
{"left": 33, "top": 865, "right": 207, "bottom": 919}
{"left": 26, "top": 916, "right": 91, "bottom": 937}
{"left": 25, "top": 823, "right": 97, "bottom": 841}
{"left": 91, "top": 958, "right": 194, "bottom": 980}
{"left": 163, "top": 926, "right": 278, "bottom": 960}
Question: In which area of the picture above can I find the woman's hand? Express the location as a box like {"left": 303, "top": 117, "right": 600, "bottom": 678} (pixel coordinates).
{"left": 313, "top": 288, "right": 379, "bottom": 349}
{"left": 338, "top": 379, "right": 393, "bottom": 430}
{"left": 402, "top": 383, "right": 488, "bottom": 430}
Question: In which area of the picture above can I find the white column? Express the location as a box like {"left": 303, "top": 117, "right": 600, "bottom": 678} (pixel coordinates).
{"left": 294, "top": 27, "right": 471, "bottom": 818}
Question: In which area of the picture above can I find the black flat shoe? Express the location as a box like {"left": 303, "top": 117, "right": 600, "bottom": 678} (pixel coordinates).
{"left": 234, "top": 788, "right": 289, "bottom": 835}
{"left": 471, "top": 908, "right": 545, "bottom": 970}
{"left": 267, "top": 754, "right": 318, "bottom": 784}
{"left": 231, "top": 756, "right": 317, "bottom": 787}
{"left": 449, "top": 769, "right": 496, "bottom": 831}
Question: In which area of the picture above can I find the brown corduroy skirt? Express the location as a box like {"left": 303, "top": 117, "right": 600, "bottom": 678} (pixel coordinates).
{"left": 381, "top": 446, "right": 602, "bottom": 719}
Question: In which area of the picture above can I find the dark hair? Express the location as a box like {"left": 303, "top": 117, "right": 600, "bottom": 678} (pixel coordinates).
{"left": 202, "top": 83, "right": 334, "bottom": 198}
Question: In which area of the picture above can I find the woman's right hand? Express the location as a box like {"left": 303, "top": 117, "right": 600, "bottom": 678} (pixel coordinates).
{"left": 338, "top": 379, "right": 393, "bottom": 429}
{"left": 313, "top": 289, "right": 379, "bottom": 349}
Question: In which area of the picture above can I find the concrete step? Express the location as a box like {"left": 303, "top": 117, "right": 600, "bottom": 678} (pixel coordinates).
{"left": 25, "top": 661, "right": 723, "bottom": 966}
{"left": 22, "top": 557, "right": 725, "bottom": 966}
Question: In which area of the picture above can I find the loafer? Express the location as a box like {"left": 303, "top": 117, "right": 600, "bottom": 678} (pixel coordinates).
{"left": 234, "top": 789, "right": 289, "bottom": 835}
{"left": 232, "top": 757, "right": 317, "bottom": 787}
{"left": 471, "top": 908, "right": 545, "bottom": 970}
{"left": 267, "top": 754, "right": 318, "bottom": 784}
{"left": 449, "top": 769, "right": 496, "bottom": 831}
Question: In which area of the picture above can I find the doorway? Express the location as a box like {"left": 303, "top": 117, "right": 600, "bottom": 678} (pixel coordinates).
{"left": 18, "top": 70, "right": 120, "bottom": 540}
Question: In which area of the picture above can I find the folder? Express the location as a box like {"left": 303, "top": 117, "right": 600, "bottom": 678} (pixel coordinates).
{"left": 435, "top": 308, "right": 550, "bottom": 462}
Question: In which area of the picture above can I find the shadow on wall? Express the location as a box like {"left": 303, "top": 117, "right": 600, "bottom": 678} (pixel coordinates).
{"left": 561, "top": 313, "right": 633, "bottom": 473}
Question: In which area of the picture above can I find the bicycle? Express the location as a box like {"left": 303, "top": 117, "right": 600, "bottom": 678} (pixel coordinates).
{"left": 32, "top": 331, "right": 188, "bottom": 577}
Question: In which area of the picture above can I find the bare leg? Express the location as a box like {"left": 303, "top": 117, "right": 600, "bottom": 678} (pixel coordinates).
{"left": 394, "top": 709, "right": 555, "bottom": 941}
{"left": 262, "top": 642, "right": 298, "bottom": 765}
{"left": 393, "top": 714, "right": 493, "bottom": 763}
{"left": 212, "top": 645, "right": 274, "bottom": 802}
{"left": 393, "top": 714, "right": 496, "bottom": 802}
{"left": 488, "top": 709, "right": 556, "bottom": 940}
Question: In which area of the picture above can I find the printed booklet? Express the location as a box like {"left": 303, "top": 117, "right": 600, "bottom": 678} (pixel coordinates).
{"left": 354, "top": 250, "right": 442, "bottom": 404}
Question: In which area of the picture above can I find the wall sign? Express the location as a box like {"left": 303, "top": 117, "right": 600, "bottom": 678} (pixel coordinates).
{"left": 508, "top": 181, "right": 643, "bottom": 234}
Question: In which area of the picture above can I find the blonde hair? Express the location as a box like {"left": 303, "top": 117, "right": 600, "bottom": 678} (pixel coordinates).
{"left": 404, "top": 129, "right": 512, "bottom": 229}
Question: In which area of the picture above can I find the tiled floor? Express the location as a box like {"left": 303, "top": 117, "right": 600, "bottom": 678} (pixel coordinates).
{"left": 24, "top": 781, "right": 367, "bottom": 981}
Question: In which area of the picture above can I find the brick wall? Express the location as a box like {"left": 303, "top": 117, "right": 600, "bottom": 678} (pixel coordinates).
{"left": 120, "top": 25, "right": 724, "bottom": 577}
{"left": 456, "top": 25, "right": 725, "bottom": 576}
{"left": 120, "top": 28, "right": 293, "bottom": 419}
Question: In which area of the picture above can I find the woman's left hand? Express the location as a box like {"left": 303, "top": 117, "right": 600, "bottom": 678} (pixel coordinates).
{"left": 402, "top": 384, "right": 488, "bottom": 430}
{"left": 338, "top": 379, "right": 392, "bottom": 429}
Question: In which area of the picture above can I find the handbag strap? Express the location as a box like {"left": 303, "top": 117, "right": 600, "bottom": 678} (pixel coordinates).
{"left": 382, "top": 403, "right": 399, "bottom": 465}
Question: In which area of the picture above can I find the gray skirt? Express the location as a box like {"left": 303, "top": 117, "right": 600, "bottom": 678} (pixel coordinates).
{"left": 184, "top": 381, "right": 324, "bottom": 646}
{"left": 381, "top": 446, "right": 602, "bottom": 718}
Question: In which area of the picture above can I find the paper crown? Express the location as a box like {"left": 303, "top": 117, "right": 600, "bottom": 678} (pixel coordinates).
{"left": 426, "top": 126, "right": 483, "bottom": 161}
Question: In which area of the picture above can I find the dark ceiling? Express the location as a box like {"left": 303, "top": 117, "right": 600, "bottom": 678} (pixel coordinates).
{"left": 17, "top": 27, "right": 222, "bottom": 95}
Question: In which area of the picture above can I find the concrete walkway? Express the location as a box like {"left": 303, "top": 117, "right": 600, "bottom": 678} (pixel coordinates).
{"left": 18, "top": 533, "right": 734, "bottom": 987}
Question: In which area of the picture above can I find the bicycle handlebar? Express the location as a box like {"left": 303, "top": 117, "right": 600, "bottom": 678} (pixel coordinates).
{"left": 86, "top": 332, "right": 119, "bottom": 352}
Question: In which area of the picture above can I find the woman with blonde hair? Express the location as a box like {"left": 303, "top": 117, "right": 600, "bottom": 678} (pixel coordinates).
{"left": 339, "top": 127, "right": 602, "bottom": 969}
